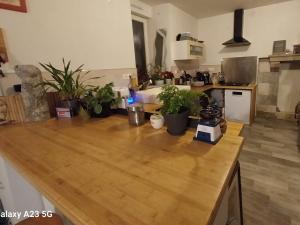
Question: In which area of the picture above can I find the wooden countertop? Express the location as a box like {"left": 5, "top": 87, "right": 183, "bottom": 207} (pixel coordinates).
{"left": 0, "top": 116, "right": 244, "bottom": 225}
{"left": 191, "top": 84, "right": 257, "bottom": 92}
{"left": 143, "top": 84, "right": 257, "bottom": 114}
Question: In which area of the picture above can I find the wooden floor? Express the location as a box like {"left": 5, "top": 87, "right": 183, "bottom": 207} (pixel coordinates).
{"left": 240, "top": 117, "right": 300, "bottom": 225}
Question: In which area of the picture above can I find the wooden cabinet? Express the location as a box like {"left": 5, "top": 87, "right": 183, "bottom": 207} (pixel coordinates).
{"left": 212, "top": 162, "right": 243, "bottom": 225}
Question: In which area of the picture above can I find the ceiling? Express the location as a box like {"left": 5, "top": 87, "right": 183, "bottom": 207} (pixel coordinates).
{"left": 140, "top": 0, "right": 291, "bottom": 18}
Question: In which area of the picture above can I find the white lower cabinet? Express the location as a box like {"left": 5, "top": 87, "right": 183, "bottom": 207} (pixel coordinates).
{"left": 225, "top": 90, "right": 251, "bottom": 124}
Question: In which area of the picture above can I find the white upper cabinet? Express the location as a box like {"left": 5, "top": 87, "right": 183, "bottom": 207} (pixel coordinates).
{"left": 172, "top": 40, "right": 205, "bottom": 61}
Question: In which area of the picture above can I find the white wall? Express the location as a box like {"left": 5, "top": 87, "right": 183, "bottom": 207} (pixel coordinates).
{"left": 148, "top": 3, "right": 198, "bottom": 70}
{"left": 197, "top": 0, "right": 300, "bottom": 64}
{"left": 130, "top": 0, "right": 152, "bottom": 18}
{"left": 148, "top": 4, "right": 172, "bottom": 70}
{"left": 0, "top": 0, "right": 136, "bottom": 70}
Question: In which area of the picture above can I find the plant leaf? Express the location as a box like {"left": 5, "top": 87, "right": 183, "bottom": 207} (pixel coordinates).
{"left": 93, "top": 103, "right": 102, "bottom": 114}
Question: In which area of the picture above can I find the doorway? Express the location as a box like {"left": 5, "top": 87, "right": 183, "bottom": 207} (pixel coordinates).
{"left": 132, "top": 15, "right": 149, "bottom": 84}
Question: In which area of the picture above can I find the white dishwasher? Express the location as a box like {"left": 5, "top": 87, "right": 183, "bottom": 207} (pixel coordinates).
{"left": 225, "top": 90, "right": 251, "bottom": 124}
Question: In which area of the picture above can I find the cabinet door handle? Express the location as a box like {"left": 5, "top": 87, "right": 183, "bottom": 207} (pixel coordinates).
{"left": 232, "top": 91, "right": 243, "bottom": 96}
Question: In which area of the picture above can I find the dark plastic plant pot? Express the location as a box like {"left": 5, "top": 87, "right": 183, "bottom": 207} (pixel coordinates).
{"left": 91, "top": 102, "right": 112, "bottom": 118}
{"left": 57, "top": 99, "right": 80, "bottom": 116}
{"left": 164, "top": 109, "right": 189, "bottom": 136}
{"left": 81, "top": 100, "right": 112, "bottom": 118}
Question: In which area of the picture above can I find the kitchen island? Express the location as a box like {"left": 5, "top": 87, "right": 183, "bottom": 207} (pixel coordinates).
{"left": 0, "top": 115, "right": 244, "bottom": 225}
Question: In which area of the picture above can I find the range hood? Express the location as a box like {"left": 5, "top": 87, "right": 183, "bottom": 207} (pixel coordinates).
{"left": 222, "top": 9, "right": 251, "bottom": 47}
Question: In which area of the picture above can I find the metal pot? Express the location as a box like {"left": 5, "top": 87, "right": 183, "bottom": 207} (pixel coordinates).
{"left": 127, "top": 104, "right": 145, "bottom": 126}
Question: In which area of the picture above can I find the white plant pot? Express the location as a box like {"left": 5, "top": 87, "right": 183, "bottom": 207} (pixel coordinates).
{"left": 150, "top": 114, "right": 164, "bottom": 129}
{"left": 165, "top": 79, "right": 172, "bottom": 85}
{"left": 155, "top": 80, "right": 164, "bottom": 86}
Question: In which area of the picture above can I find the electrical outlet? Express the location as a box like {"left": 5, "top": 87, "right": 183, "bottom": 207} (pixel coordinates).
{"left": 122, "top": 74, "right": 131, "bottom": 79}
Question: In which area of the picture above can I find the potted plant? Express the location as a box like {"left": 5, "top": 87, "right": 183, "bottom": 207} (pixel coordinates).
{"left": 82, "top": 83, "right": 119, "bottom": 118}
{"left": 161, "top": 71, "right": 174, "bottom": 85}
{"left": 38, "top": 59, "right": 95, "bottom": 116}
{"left": 158, "top": 85, "right": 206, "bottom": 135}
{"left": 148, "top": 64, "right": 164, "bottom": 86}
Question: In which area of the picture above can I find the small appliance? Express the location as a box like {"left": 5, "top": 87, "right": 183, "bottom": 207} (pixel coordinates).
{"left": 203, "top": 71, "right": 211, "bottom": 85}
{"left": 194, "top": 105, "right": 223, "bottom": 144}
{"left": 196, "top": 72, "right": 205, "bottom": 82}
{"left": 194, "top": 119, "right": 222, "bottom": 144}
{"left": 195, "top": 71, "right": 211, "bottom": 85}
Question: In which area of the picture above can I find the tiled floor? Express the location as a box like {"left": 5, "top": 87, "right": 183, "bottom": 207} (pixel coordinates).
{"left": 240, "top": 117, "right": 300, "bottom": 225}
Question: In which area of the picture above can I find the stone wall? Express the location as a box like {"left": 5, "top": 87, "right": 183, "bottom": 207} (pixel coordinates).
{"left": 257, "top": 58, "right": 300, "bottom": 120}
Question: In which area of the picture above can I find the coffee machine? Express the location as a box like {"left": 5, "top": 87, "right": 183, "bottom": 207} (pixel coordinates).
{"left": 195, "top": 71, "right": 211, "bottom": 85}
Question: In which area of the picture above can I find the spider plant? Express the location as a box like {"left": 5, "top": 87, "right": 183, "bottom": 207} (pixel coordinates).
{"left": 38, "top": 58, "right": 98, "bottom": 101}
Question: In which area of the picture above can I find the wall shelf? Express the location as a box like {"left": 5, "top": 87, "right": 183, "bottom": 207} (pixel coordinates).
{"left": 269, "top": 54, "right": 300, "bottom": 62}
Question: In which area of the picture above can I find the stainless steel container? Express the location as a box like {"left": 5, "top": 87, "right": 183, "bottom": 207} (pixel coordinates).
{"left": 127, "top": 104, "right": 145, "bottom": 126}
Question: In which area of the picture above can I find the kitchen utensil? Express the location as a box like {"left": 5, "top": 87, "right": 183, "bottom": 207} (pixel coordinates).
{"left": 150, "top": 114, "right": 164, "bottom": 129}
{"left": 127, "top": 103, "right": 145, "bottom": 126}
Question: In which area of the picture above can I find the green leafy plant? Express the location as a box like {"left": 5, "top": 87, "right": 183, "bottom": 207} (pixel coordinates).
{"left": 161, "top": 71, "right": 174, "bottom": 80}
{"left": 38, "top": 59, "right": 98, "bottom": 100}
{"left": 83, "top": 83, "right": 119, "bottom": 114}
{"left": 158, "top": 85, "right": 207, "bottom": 115}
{"left": 147, "top": 64, "right": 163, "bottom": 81}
